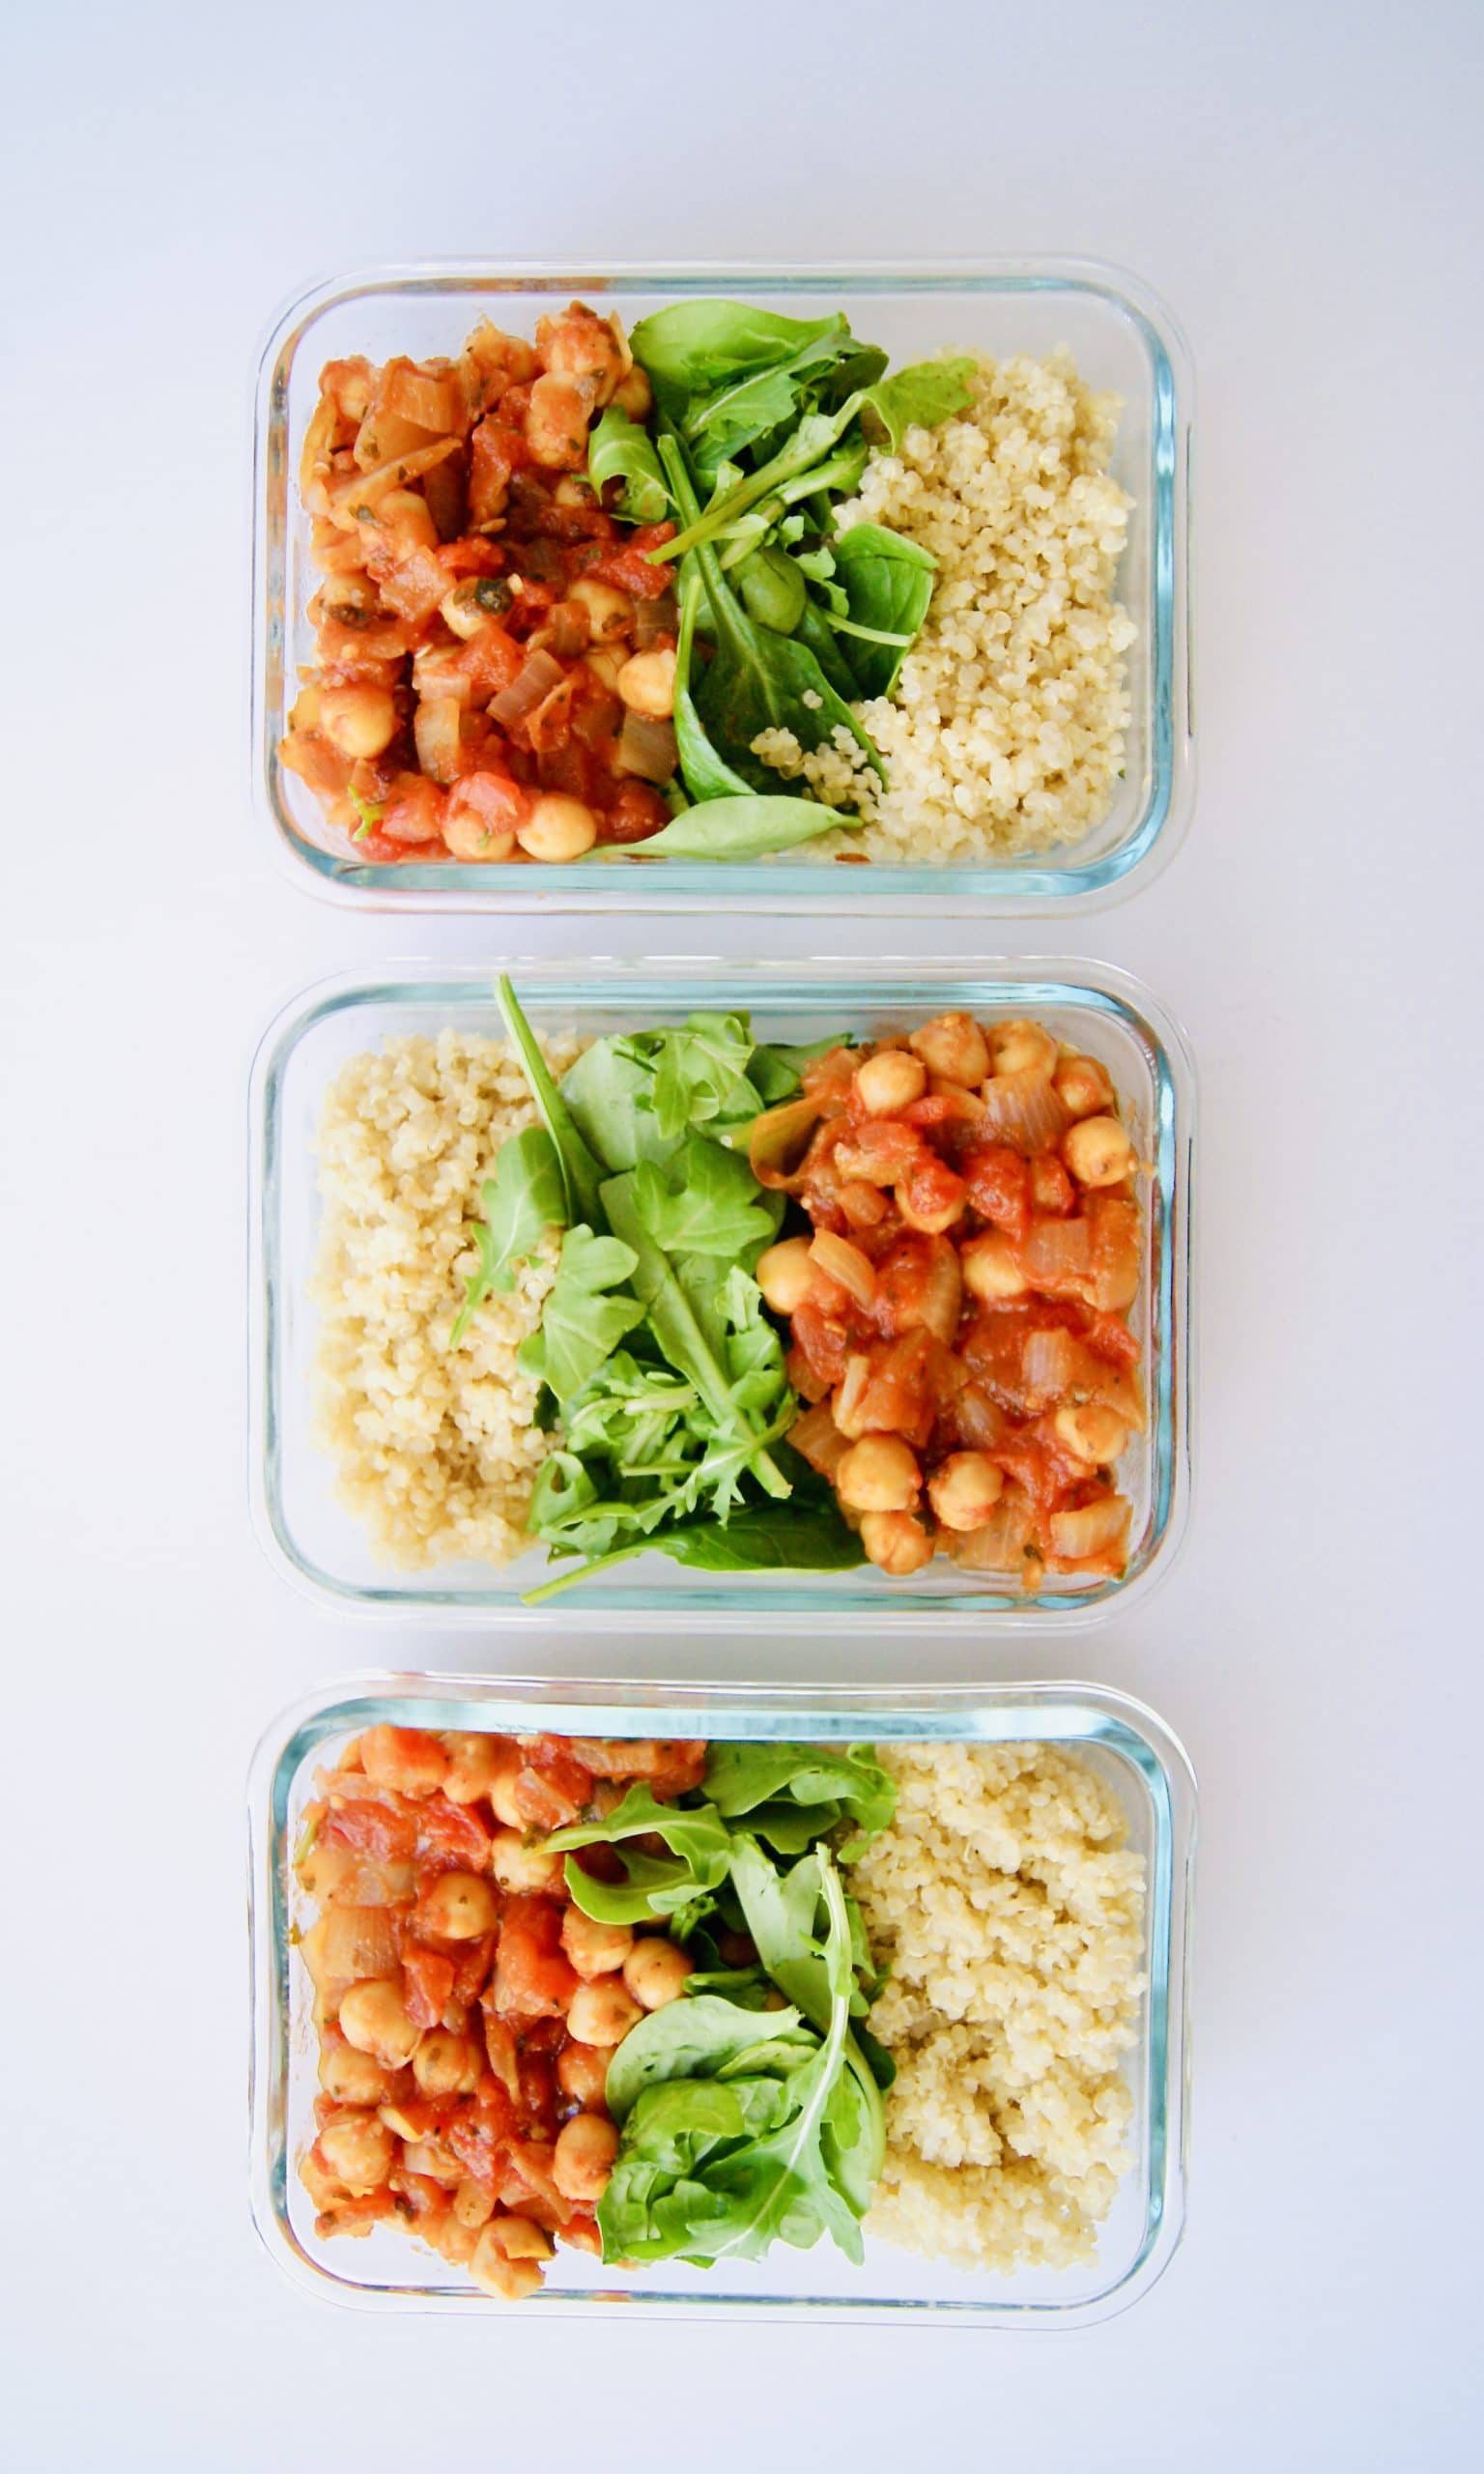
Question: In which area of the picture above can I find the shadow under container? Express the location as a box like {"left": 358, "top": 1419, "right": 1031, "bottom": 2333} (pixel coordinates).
{"left": 249, "top": 1672, "right": 1195, "bottom": 2326}
{"left": 249, "top": 957, "right": 1194, "bottom": 1632}
{"left": 255, "top": 258, "right": 1191, "bottom": 915}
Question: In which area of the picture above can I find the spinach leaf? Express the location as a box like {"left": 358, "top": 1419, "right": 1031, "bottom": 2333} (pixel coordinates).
{"left": 605, "top": 1993, "right": 811, "bottom": 2123}
{"left": 630, "top": 302, "right": 848, "bottom": 419}
{"left": 614, "top": 794, "right": 851, "bottom": 861}
{"left": 704, "top": 1742, "right": 898, "bottom": 1848}
{"left": 557, "top": 1038, "right": 676, "bottom": 1173}
{"left": 858, "top": 356, "right": 977, "bottom": 452}
{"left": 516, "top": 1223, "right": 644, "bottom": 1402}
{"left": 447, "top": 1127, "right": 565, "bottom": 1349}
{"left": 689, "top": 531, "right": 882, "bottom": 792}
{"left": 735, "top": 545, "right": 808, "bottom": 635}
{"left": 586, "top": 404, "right": 671, "bottom": 522}
{"left": 497, "top": 976, "right": 608, "bottom": 1230}
{"left": 523, "top": 1495, "right": 864, "bottom": 1601}
{"left": 828, "top": 523, "right": 937, "bottom": 698}
{"left": 671, "top": 567, "right": 756, "bottom": 803}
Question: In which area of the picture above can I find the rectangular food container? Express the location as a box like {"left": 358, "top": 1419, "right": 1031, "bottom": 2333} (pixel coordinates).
{"left": 254, "top": 258, "right": 1192, "bottom": 915}
{"left": 249, "top": 1673, "right": 1194, "bottom": 2325}
{"left": 248, "top": 957, "right": 1193, "bottom": 1632}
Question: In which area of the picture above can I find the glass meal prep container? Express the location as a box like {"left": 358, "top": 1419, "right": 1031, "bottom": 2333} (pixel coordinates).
{"left": 248, "top": 956, "right": 1194, "bottom": 1630}
{"left": 248, "top": 1672, "right": 1195, "bottom": 2325}
{"left": 254, "top": 258, "right": 1192, "bottom": 916}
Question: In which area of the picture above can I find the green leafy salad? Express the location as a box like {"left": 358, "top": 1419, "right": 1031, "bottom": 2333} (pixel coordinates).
{"left": 540, "top": 1739, "right": 898, "bottom": 2268}
{"left": 451, "top": 977, "right": 863, "bottom": 1601}
{"left": 588, "top": 301, "right": 974, "bottom": 859}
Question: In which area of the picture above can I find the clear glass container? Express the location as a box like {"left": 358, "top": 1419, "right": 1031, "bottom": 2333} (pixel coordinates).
{"left": 248, "top": 1672, "right": 1195, "bottom": 2324}
{"left": 254, "top": 259, "right": 1192, "bottom": 915}
{"left": 248, "top": 956, "right": 1194, "bottom": 1630}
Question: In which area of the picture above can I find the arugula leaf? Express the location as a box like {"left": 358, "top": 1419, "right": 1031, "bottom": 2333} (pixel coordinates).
{"left": 545, "top": 1784, "right": 733, "bottom": 1925}
{"left": 595, "top": 1848, "right": 870, "bottom": 2267}
{"left": 516, "top": 1223, "right": 644, "bottom": 1402}
{"left": 828, "top": 523, "right": 937, "bottom": 699}
{"left": 858, "top": 356, "right": 977, "bottom": 453}
{"left": 648, "top": 1012, "right": 757, "bottom": 1140}
{"left": 631, "top": 1136, "right": 780, "bottom": 1260}
{"left": 447, "top": 1127, "right": 565, "bottom": 1349}
{"left": 704, "top": 1742, "right": 897, "bottom": 1849}
{"left": 497, "top": 976, "right": 608, "bottom": 1230}
{"left": 586, "top": 404, "right": 671, "bottom": 522}
{"left": 523, "top": 1496, "right": 864, "bottom": 1601}
{"left": 558, "top": 1039, "right": 677, "bottom": 1173}
{"left": 631, "top": 302, "right": 849, "bottom": 420}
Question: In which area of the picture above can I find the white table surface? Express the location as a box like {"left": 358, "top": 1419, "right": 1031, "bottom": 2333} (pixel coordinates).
{"left": 5, "top": 1, "right": 1481, "bottom": 2463}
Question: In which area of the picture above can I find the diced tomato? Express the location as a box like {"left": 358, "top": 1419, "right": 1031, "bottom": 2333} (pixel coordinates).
{"left": 446, "top": 2090, "right": 515, "bottom": 2191}
{"left": 443, "top": 771, "right": 532, "bottom": 847}
{"left": 469, "top": 418, "right": 530, "bottom": 524}
{"left": 322, "top": 1797, "right": 419, "bottom": 1861}
{"left": 436, "top": 537, "right": 507, "bottom": 578}
{"left": 402, "top": 1944, "right": 457, "bottom": 2029}
{"left": 599, "top": 783, "right": 671, "bottom": 846}
{"left": 1029, "top": 1152, "right": 1075, "bottom": 1216}
{"left": 379, "top": 772, "right": 446, "bottom": 847}
{"left": 900, "top": 1155, "right": 966, "bottom": 1228}
{"left": 961, "top": 1146, "right": 1032, "bottom": 1238}
{"left": 416, "top": 1798, "right": 493, "bottom": 1873}
{"left": 493, "top": 1897, "right": 579, "bottom": 2020}
{"left": 1081, "top": 1309, "right": 1141, "bottom": 1367}
{"left": 627, "top": 521, "right": 677, "bottom": 556}
{"left": 517, "top": 2053, "right": 558, "bottom": 2136}
{"left": 457, "top": 622, "right": 524, "bottom": 700}
{"left": 790, "top": 1297, "right": 854, "bottom": 1390}
{"left": 450, "top": 1931, "right": 498, "bottom": 2006}
{"left": 580, "top": 541, "right": 676, "bottom": 600}
{"left": 509, "top": 1750, "right": 591, "bottom": 1831}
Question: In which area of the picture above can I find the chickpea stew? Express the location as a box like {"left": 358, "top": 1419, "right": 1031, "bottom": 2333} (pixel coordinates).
{"left": 287, "top": 1718, "right": 1155, "bottom": 2301}
{"left": 305, "top": 979, "right": 1156, "bottom": 1603}
{"left": 278, "top": 295, "right": 1137, "bottom": 872}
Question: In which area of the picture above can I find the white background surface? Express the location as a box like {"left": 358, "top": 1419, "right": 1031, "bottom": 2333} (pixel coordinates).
{"left": 3, "top": 2, "right": 1481, "bottom": 2464}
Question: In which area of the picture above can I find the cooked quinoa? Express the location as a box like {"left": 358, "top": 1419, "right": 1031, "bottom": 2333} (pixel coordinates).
{"left": 852, "top": 1741, "right": 1146, "bottom": 2274}
{"left": 755, "top": 349, "right": 1134, "bottom": 864}
{"left": 311, "top": 1029, "right": 584, "bottom": 1568}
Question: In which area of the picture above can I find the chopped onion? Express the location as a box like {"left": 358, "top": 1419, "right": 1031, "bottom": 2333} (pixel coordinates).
{"left": 809, "top": 1229, "right": 876, "bottom": 1309}
{"left": 1021, "top": 1326, "right": 1087, "bottom": 1407}
{"left": 786, "top": 1402, "right": 852, "bottom": 1482}
{"left": 413, "top": 695, "right": 463, "bottom": 785}
{"left": 635, "top": 590, "right": 678, "bottom": 647}
{"left": 1048, "top": 1495, "right": 1129, "bottom": 1561}
{"left": 489, "top": 647, "right": 564, "bottom": 733}
{"left": 979, "top": 1069, "right": 1070, "bottom": 1154}
{"left": 831, "top": 1354, "right": 873, "bottom": 1440}
{"left": 949, "top": 1492, "right": 1037, "bottom": 1573}
{"left": 749, "top": 1094, "right": 826, "bottom": 1192}
{"left": 546, "top": 599, "right": 591, "bottom": 659}
{"left": 616, "top": 710, "right": 678, "bottom": 784}
{"left": 1021, "top": 1218, "right": 1095, "bottom": 1286}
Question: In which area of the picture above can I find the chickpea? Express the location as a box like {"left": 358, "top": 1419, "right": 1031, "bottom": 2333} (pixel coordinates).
{"left": 536, "top": 305, "right": 629, "bottom": 404}
{"left": 553, "top": 2113, "right": 620, "bottom": 2202}
{"left": 525, "top": 373, "right": 596, "bottom": 469}
{"left": 442, "top": 1732, "right": 508, "bottom": 1805}
{"left": 756, "top": 1236, "right": 815, "bottom": 1316}
{"left": 471, "top": 2219, "right": 552, "bottom": 2299}
{"left": 413, "top": 2030, "right": 482, "bottom": 2098}
{"left": 896, "top": 1175, "right": 967, "bottom": 1237}
{"left": 338, "top": 1978, "right": 421, "bottom": 2067}
{"left": 375, "top": 488, "right": 440, "bottom": 551}
{"left": 452, "top": 2177, "right": 497, "bottom": 2231}
{"left": 908, "top": 1013, "right": 990, "bottom": 1088}
{"left": 961, "top": 1232, "right": 1029, "bottom": 1302}
{"left": 318, "top": 2112, "right": 396, "bottom": 2195}
{"left": 615, "top": 647, "right": 676, "bottom": 718}
{"left": 928, "top": 1453, "right": 1006, "bottom": 1533}
{"left": 1053, "top": 1403, "right": 1129, "bottom": 1466}
{"left": 1054, "top": 1053, "right": 1114, "bottom": 1119}
{"left": 517, "top": 793, "right": 598, "bottom": 862}
{"left": 400, "top": 2136, "right": 463, "bottom": 2187}
{"left": 439, "top": 581, "right": 492, "bottom": 642}
{"left": 1063, "top": 1115, "right": 1136, "bottom": 1189}
{"left": 567, "top": 1978, "right": 644, "bottom": 2048}
{"left": 359, "top": 1725, "right": 449, "bottom": 1798}
{"left": 417, "top": 1872, "right": 499, "bottom": 1941}
{"left": 622, "top": 1939, "right": 693, "bottom": 2012}
{"left": 443, "top": 807, "right": 516, "bottom": 863}
{"left": 556, "top": 2040, "right": 612, "bottom": 2110}
{"left": 487, "top": 1769, "right": 528, "bottom": 1831}
{"left": 836, "top": 1435, "right": 922, "bottom": 1515}
{"left": 490, "top": 1828, "right": 562, "bottom": 1894}
{"left": 319, "top": 684, "right": 398, "bottom": 762}
{"left": 989, "top": 1020, "right": 1059, "bottom": 1079}
{"left": 560, "top": 1909, "right": 634, "bottom": 1981}
{"left": 613, "top": 365, "right": 653, "bottom": 420}
{"left": 297, "top": 1842, "right": 356, "bottom": 1905}
{"left": 855, "top": 1049, "right": 928, "bottom": 1114}
{"left": 569, "top": 579, "right": 635, "bottom": 643}
{"left": 860, "top": 1510, "right": 936, "bottom": 1577}
{"left": 318, "top": 2038, "right": 395, "bottom": 2108}
{"left": 313, "top": 570, "right": 378, "bottom": 625}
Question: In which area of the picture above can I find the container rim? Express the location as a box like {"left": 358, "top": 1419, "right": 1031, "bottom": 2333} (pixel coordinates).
{"left": 248, "top": 1669, "right": 1196, "bottom": 2327}
{"left": 246, "top": 952, "right": 1196, "bottom": 1631}
{"left": 253, "top": 255, "right": 1193, "bottom": 917}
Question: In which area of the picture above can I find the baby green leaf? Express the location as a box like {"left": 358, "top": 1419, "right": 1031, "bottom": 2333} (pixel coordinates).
{"left": 497, "top": 976, "right": 609, "bottom": 1231}
{"left": 447, "top": 1126, "right": 565, "bottom": 1349}
{"left": 858, "top": 356, "right": 977, "bottom": 453}
{"left": 517, "top": 1223, "right": 644, "bottom": 1402}
{"left": 605, "top": 1994, "right": 811, "bottom": 2123}
{"left": 614, "top": 794, "right": 850, "bottom": 862}
{"left": 828, "top": 523, "right": 937, "bottom": 698}
{"left": 631, "top": 1136, "right": 780, "bottom": 1259}
{"left": 586, "top": 404, "right": 671, "bottom": 522}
